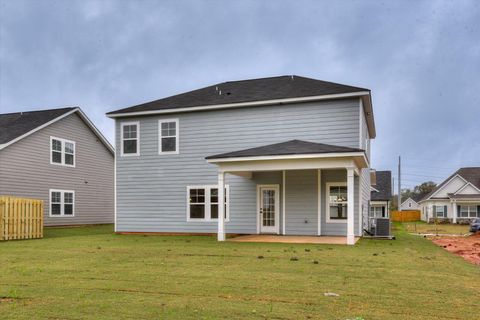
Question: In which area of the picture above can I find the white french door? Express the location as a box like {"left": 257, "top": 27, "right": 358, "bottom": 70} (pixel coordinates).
{"left": 258, "top": 185, "right": 280, "bottom": 234}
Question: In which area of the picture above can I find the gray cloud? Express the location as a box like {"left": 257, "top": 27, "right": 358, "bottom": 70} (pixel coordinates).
{"left": 1, "top": 0, "right": 479, "bottom": 189}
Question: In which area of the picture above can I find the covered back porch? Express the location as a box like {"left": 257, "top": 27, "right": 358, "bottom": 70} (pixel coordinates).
{"left": 206, "top": 140, "right": 369, "bottom": 245}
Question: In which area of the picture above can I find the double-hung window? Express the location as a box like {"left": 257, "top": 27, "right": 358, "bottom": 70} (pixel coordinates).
{"left": 433, "top": 205, "right": 446, "bottom": 218}
{"left": 121, "top": 122, "right": 139, "bottom": 156}
{"left": 50, "top": 137, "right": 75, "bottom": 166}
{"left": 159, "top": 119, "right": 179, "bottom": 154}
{"left": 459, "top": 205, "right": 479, "bottom": 218}
{"left": 187, "top": 186, "right": 229, "bottom": 221}
{"left": 50, "top": 190, "right": 74, "bottom": 217}
{"left": 327, "top": 183, "right": 348, "bottom": 222}
{"left": 370, "top": 205, "right": 386, "bottom": 218}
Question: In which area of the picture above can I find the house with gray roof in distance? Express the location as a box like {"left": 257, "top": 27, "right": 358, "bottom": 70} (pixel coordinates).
{"left": 400, "top": 194, "right": 422, "bottom": 211}
{"left": 107, "top": 75, "right": 376, "bottom": 245}
{"left": 370, "top": 170, "right": 392, "bottom": 218}
{"left": 0, "top": 107, "right": 114, "bottom": 226}
{"left": 418, "top": 167, "right": 480, "bottom": 223}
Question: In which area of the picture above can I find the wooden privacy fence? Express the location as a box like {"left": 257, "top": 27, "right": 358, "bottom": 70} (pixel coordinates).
{"left": 0, "top": 196, "right": 43, "bottom": 240}
{"left": 391, "top": 210, "right": 421, "bottom": 222}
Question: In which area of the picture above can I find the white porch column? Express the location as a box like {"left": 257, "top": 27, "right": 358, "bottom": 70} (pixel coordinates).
{"left": 452, "top": 201, "right": 457, "bottom": 224}
{"left": 347, "top": 168, "right": 355, "bottom": 245}
{"left": 217, "top": 171, "right": 226, "bottom": 241}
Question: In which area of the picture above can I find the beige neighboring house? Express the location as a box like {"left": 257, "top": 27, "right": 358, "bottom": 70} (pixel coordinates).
{"left": 370, "top": 170, "right": 392, "bottom": 218}
{"left": 418, "top": 167, "right": 480, "bottom": 223}
{"left": 0, "top": 107, "right": 114, "bottom": 226}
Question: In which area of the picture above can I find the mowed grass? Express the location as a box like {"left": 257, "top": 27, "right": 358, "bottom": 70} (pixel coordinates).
{"left": 403, "top": 221, "right": 470, "bottom": 235}
{"left": 0, "top": 224, "right": 479, "bottom": 320}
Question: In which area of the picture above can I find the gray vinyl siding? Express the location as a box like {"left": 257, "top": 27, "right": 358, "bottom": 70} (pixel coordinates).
{"left": 285, "top": 170, "right": 317, "bottom": 235}
{"left": 0, "top": 113, "right": 114, "bottom": 226}
{"left": 116, "top": 99, "right": 363, "bottom": 235}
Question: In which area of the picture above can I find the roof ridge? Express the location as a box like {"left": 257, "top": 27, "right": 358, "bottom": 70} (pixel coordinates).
{"left": 0, "top": 106, "right": 77, "bottom": 116}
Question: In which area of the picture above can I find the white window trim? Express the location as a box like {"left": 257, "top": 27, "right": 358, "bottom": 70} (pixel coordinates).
{"left": 326, "top": 182, "right": 348, "bottom": 223}
{"left": 50, "top": 136, "right": 76, "bottom": 167}
{"left": 49, "top": 189, "right": 75, "bottom": 217}
{"left": 158, "top": 119, "right": 179, "bottom": 155}
{"left": 186, "top": 185, "right": 230, "bottom": 222}
{"left": 434, "top": 205, "right": 446, "bottom": 218}
{"left": 459, "top": 205, "right": 479, "bottom": 218}
{"left": 120, "top": 121, "right": 140, "bottom": 157}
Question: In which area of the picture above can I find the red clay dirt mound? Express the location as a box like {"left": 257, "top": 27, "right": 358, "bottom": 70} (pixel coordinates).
{"left": 431, "top": 233, "right": 480, "bottom": 266}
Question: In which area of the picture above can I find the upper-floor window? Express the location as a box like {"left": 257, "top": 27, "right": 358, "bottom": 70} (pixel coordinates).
{"left": 50, "top": 137, "right": 75, "bottom": 167}
{"left": 327, "top": 183, "right": 348, "bottom": 223}
{"left": 159, "top": 119, "right": 179, "bottom": 154}
{"left": 50, "top": 189, "right": 74, "bottom": 217}
{"left": 121, "top": 122, "right": 139, "bottom": 156}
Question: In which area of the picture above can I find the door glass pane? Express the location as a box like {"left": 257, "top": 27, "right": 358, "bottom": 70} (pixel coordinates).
{"left": 262, "top": 189, "right": 275, "bottom": 227}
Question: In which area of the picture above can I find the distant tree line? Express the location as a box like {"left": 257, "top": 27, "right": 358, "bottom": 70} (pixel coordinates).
{"left": 390, "top": 181, "right": 437, "bottom": 210}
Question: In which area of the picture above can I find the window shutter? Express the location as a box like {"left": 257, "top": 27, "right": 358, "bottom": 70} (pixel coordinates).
{"left": 382, "top": 206, "right": 385, "bottom": 215}
{"left": 433, "top": 205, "right": 436, "bottom": 217}
{"left": 477, "top": 205, "right": 480, "bottom": 215}
{"left": 444, "top": 205, "right": 447, "bottom": 216}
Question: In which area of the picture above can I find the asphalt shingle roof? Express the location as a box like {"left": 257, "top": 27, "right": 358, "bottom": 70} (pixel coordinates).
{"left": 107, "top": 75, "right": 369, "bottom": 115}
{"left": 371, "top": 170, "right": 392, "bottom": 201}
{"left": 420, "top": 167, "right": 480, "bottom": 201}
{"left": 0, "top": 107, "right": 76, "bottom": 145}
{"left": 206, "top": 139, "right": 364, "bottom": 160}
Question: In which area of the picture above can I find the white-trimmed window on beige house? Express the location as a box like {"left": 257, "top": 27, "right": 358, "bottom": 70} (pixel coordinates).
{"left": 326, "top": 182, "right": 348, "bottom": 223}
{"left": 49, "top": 189, "right": 75, "bottom": 217}
{"left": 458, "top": 205, "right": 480, "bottom": 218}
{"left": 50, "top": 137, "right": 75, "bottom": 167}
{"left": 159, "top": 119, "right": 179, "bottom": 154}
{"left": 187, "top": 185, "right": 229, "bottom": 221}
{"left": 121, "top": 122, "right": 140, "bottom": 156}
{"left": 370, "top": 205, "right": 386, "bottom": 218}
{"left": 433, "top": 205, "right": 447, "bottom": 218}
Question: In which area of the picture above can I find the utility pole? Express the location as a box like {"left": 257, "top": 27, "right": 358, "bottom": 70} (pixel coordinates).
{"left": 398, "top": 156, "right": 401, "bottom": 211}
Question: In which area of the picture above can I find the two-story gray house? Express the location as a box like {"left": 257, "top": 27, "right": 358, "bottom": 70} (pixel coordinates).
{"left": 107, "top": 76, "right": 376, "bottom": 245}
{"left": 0, "top": 107, "right": 114, "bottom": 226}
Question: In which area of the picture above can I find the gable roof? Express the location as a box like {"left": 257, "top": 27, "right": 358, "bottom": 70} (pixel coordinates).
{"left": 371, "top": 170, "right": 392, "bottom": 201}
{"left": 0, "top": 107, "right": 114, "bottom": 154}
{"left": 205, "top": 139, "right": 364, "bottom": 160}
{"left": 107, "top": 75, "right": 375, "bottom": 138}
{"left": 420, "top": 167, "right": 480, "bottom": 202}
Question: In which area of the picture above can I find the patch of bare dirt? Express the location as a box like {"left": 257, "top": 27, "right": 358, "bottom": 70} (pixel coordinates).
{"left": 431, "top": 232, "right": 480, "bottom": 266}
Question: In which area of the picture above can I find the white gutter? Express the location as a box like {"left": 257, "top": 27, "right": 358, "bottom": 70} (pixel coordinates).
{"left": 206, "top": 152, "right": 367, "bottom": 163}
{"left": 106, "top": 91, "right": 371, "bottom": 118}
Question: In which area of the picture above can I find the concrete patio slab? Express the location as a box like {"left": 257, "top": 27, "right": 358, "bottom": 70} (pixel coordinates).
{"left": 228, "top": 234, "right": 360, "bottom": 245}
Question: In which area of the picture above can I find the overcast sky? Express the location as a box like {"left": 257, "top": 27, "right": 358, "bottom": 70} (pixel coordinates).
{"left": 1, "top": 0, "right": 479, "bottom": 190}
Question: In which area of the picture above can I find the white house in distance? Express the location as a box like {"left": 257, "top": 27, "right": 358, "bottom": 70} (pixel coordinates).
{"left": 400, "top": 195, "right": 421, "bottom": 211}
{"left": 418, "top": 167, "right": 480, "bottom": 223}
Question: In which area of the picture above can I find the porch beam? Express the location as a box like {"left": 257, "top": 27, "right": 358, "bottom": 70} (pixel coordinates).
{"left": 218, "top": 171, "right": 226, "bottom": 241}
{"left": 216, "top": 158, "right": 359, "bottom": 173}
{"left": 347, "top": 168, "right": 355, "bottom": 245}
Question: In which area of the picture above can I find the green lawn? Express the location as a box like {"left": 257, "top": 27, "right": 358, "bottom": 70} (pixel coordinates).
{"left": 0, "top": 224, "right": 479, "bottom": 320}
{"left": 403, "top": 221, "right": 470, "bottom": 235}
